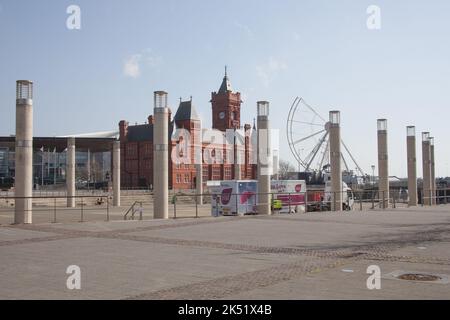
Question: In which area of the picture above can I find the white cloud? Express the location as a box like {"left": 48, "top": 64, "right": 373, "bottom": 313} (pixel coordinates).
{"left": 256, "top": 57, "right": 287, "bottom": 87}
{"left": 123, "top": 49, "right": 162, "bottom": 78}
{"left": 123, "top": 54, "right": 142, "bottom": 78}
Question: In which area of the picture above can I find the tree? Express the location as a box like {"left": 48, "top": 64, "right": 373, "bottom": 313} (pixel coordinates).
{"left": 278, "top": 159, "right": 296, "bottom": 180}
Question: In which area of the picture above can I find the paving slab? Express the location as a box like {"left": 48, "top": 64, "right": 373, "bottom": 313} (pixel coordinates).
{"left": 0, "top": 206, "right": 449, "bottom": 300}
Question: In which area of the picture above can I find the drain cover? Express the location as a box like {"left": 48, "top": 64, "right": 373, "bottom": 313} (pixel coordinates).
{"left": 397, "top": 273, "right": 441, "bottom": 282}
{"left": 384, "top": 270, "right": 449, "bottom": 284}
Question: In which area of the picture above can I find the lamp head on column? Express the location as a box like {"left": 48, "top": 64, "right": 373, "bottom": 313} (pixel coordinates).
{"left": 329, "top": 110, "right": 340, "bottom": 126}
{"left": 154, "top": 91, "right": 168, "bottom": 109}
{"left": 377, "top": 119, "right": 387, "bottom": 132}
{"left": 257, "top": 101, "right": 269, "bottom": 117}
{"left": 406, "top": 126, "right": 415, "bottom": 137}
{"left": 16, "top": 80, "right": 33, "bottom": 100}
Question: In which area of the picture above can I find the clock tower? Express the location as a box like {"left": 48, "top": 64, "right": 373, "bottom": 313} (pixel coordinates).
{"left": 211, "top": 67, "right": 242, "bottom": 131}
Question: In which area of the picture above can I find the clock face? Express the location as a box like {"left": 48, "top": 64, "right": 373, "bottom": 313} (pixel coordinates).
{"left": 219, "top": 111, "right": 225, "bottom": 119}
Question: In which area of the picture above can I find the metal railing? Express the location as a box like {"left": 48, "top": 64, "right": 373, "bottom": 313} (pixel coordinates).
{"left": 170, "top": 188, "right": 450, "bottom": 218}
{"left": 0, "top": 195, "right": 110, "bottom": 224}
{"left": 2, "top": 188, "right": 449, "bottom": 224}
{"left": 124, "top": 201, "right": 143, "bottom": 220}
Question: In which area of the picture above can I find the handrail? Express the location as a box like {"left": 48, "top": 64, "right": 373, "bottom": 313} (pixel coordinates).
{"left": 124, "top": 201, "right": 143, "bottom": 220}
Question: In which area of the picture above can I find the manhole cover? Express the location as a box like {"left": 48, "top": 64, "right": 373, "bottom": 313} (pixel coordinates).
{"left": 384, "top": 270, "right": 450, "bottom": 284}
{"left": 397, "top": 273, "right": 441, "bottom": 282}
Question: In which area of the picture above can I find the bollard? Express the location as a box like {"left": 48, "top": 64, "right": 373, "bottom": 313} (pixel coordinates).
{"left": 195, "top": 194, "right": 199, "bottom": 218}
{"left": 53, "top": 198, "right": 57, "bottom": 223}
{"left": 304, "top": 191, "right": 308, "bottom": 213}
{"left": 106, "top": 196, "right": 110, "bottom": 221}
{"left": 139, "top": 202, "right": 143, "bottom": 220}
{"left": 393, "top": 191, "right": 396, "bottom": 209}
{"left": 288, "top": 192, "right": 291, "bottom": 213}
{"left": 359, "top": 193, "right": 363, "bottom": 211}
{"left": 173, "top": 195, "right": 177, "bottom": 219}
{"left": 371, "top": 191, "right": 375, "bottom": 209}
{"left": 80, "top": 197, "right": 84, "bottom": 222}
{"left": 334, "top": 192, "right": 336, "bottom": 212}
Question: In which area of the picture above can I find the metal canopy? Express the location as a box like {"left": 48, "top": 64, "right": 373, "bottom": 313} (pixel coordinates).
{"left": 0, "top": 136, "right": 116, "bottom": 153}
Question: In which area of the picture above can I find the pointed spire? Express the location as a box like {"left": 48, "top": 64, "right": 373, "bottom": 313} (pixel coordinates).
{"left": 218, "top": 66, "right": 232, "bottom": 93}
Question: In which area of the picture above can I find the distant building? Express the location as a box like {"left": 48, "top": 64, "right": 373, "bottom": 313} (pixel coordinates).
{"left": 119, "top": 70, "right": 257, "bottom": 190}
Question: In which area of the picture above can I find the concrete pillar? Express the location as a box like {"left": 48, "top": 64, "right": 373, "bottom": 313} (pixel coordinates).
{"left": 430, "top": 137, "right": 436, "bottom": 205}
{"left": 257, "top": 101, "right": 272, "bottom": 215}
{"left": 14, "top": 80, "right": 33, "bottom": 224}
{"left": 421, "top": 132, "right": 431, "bottom": 206}
{"left": 67, "top": 137, "right": 76, "bottom": 208}
{"left": 113, "top": 141, "right": 121, "bottom": 207}
{"left": 153, "top": 91, "right": 169, "bottom": 219}
{"left": 377, "top": 119, "right": 389, "bottom": 209}
{"left": 329, "top": 111, "right": 342, "bottom": 211}
{"left": 406, "top": 126, "right": 417, "bottom": 206}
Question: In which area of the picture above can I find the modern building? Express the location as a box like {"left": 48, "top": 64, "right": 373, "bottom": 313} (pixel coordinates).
{"left": 0, "top": 136, "right": 116, "bottom": 189}
{"left": 118, "top": 70, "right": 257, "bottom": 190}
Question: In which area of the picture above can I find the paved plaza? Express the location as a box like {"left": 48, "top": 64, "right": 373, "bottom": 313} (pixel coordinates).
{"left": 0, "top": 205, "right": 450, "bottom": 299}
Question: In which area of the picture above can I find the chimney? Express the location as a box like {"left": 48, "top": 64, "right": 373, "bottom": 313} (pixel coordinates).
{"left": 119, "top": 120, "right": 129, "bottom": 142}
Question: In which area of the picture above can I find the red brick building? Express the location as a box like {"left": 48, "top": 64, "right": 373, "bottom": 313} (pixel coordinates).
{"left": 118, "top": 70, "right": 256, "bottom": 190}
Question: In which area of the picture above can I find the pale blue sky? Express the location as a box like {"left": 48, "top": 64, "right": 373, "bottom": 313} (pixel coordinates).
{"left": 1, "top": 0, "right": 449, "bottom": 177}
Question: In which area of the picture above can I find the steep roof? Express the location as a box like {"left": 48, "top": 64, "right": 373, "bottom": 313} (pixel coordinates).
{"left": 218, "top": 74, "right": 232, "bottom": 93}
{"left": 127, "top": 122, "right": 174, "bottom": 142}
{"left": 127, "top": 124, "right": 153, "bottom": 142}
{"left": 174, "top": 100, "right": 200, "bottom": 122}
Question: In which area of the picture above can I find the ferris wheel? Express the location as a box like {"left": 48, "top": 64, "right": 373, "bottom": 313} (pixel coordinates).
{"left": 286, "top": 97, "right": 364, "bottom": 176}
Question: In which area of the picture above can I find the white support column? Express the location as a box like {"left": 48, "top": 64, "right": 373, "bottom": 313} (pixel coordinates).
{"left": 406, "top": 126, "right": 417, "bottom": 206}
{"left": 113, "top": 141, "right": 121, "bottom": 207}
{"left": 422, "top": 132, "right": 431, "bottom": 206}
{"left": 67, "top": 137, "right": 76, "bottom": 208}
{"left": 377, "top": 119, "right": 389, "bottom": 209}
{"left": 14, "top": 80, "right": 33, "bottom": 224}
{"left": 153, "top": 91, "right": 169, "bottom": 219}
{"left": 257, "top": 101, "right": 272, "bottom": 215}
{"left": 329, "top": 111, "right": 342, "bottom": 211}
{"left": 430, "top": 137, "right": 436, "bottom": 205}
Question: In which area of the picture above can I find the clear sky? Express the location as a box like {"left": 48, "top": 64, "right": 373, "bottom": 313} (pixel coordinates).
{"left": 1, "top": 0, "right": 449, "bottom": 177}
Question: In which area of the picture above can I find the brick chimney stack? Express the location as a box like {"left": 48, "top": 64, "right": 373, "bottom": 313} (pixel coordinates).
{"left": 119, "top": 120, "right": 129, "bottom": 142}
